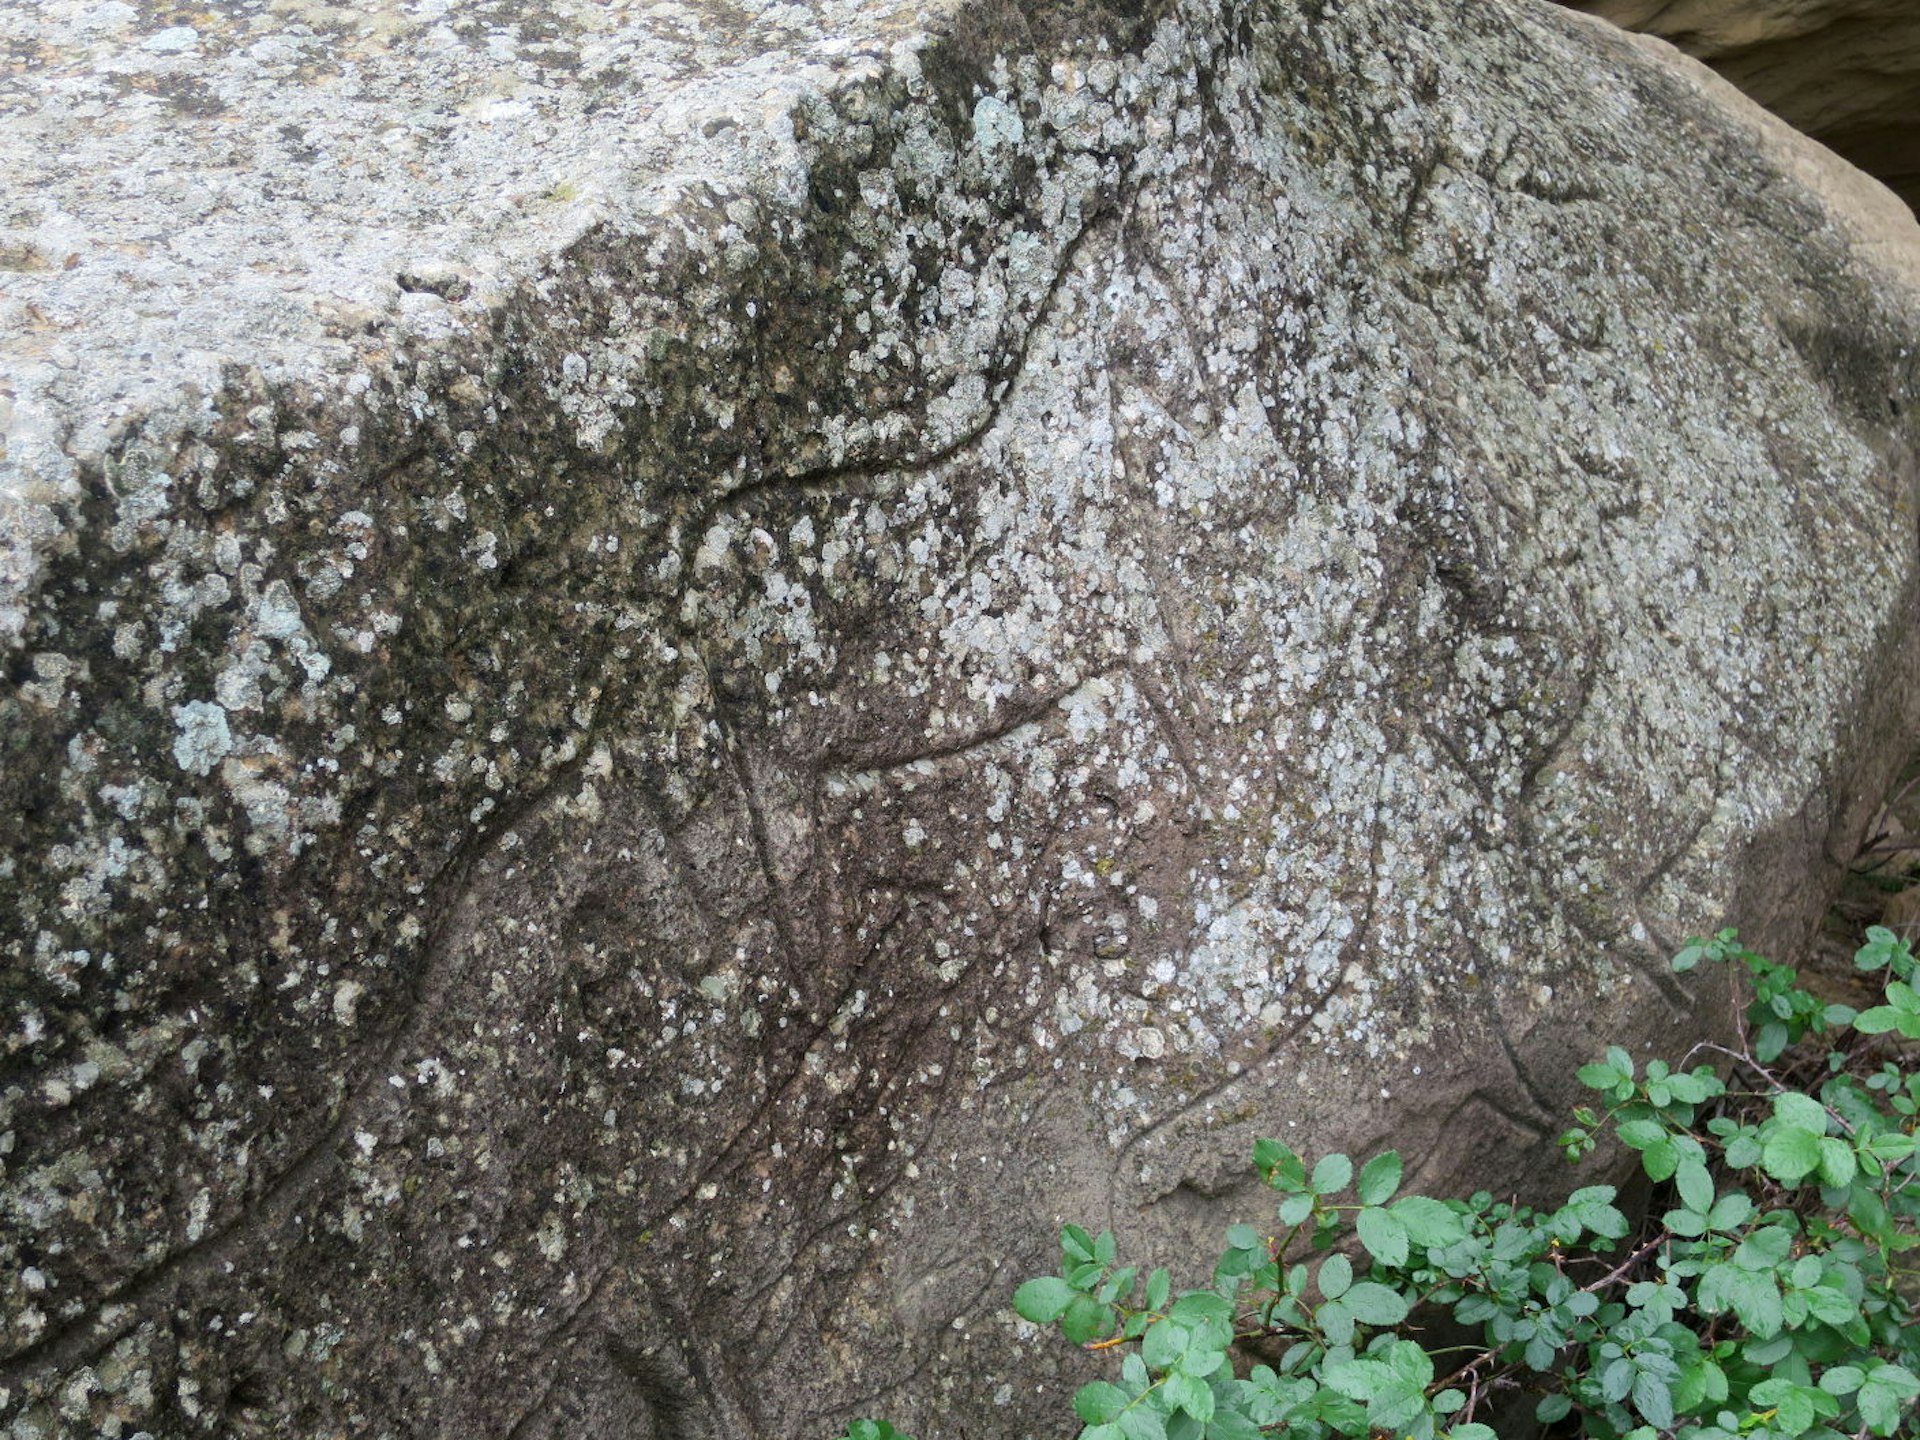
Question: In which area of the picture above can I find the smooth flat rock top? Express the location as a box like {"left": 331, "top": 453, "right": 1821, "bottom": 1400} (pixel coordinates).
{"left": 0, "top": 0, "right": 935, "bottom": 512}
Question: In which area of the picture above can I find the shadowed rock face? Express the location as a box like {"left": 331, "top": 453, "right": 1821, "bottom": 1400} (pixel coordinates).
{"left": 1, "top": 0, "right": 1918, "bottom": 1436}
{"left": 1560, "top": 0, "right": 1920, "bottom": 212}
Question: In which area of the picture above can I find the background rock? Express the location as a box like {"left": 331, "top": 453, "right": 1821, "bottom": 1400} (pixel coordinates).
{"left": 1, "top": 0, "right": 1918, "bottom": 1436}
{"left": 1559, "top": 0, "right": 1920, "bottom": 212}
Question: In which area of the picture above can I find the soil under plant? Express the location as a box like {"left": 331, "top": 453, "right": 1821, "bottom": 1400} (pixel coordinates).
{"left": 1807, "top": 745, "right": 1920, "bottom": 1006}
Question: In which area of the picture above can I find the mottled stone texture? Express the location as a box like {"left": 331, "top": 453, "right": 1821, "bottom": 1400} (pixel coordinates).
{"left": 1561, "top": 0, "right": 1920, "bottom": 212}
{"left": 1, "top": 0, "right": 1918, "bottom": 1436}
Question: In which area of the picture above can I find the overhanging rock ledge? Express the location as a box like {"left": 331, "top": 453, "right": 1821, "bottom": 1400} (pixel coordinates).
{"left": 2, "top": 0, "right": 1918, "bottom": 1436}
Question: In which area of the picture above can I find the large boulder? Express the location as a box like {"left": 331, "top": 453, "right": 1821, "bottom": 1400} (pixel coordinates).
{"left": 1560, "top": 0, "right": 1920, "bottom": 211}
{"left": 2, "top": 0, "right": 1917, "bottom": 1436}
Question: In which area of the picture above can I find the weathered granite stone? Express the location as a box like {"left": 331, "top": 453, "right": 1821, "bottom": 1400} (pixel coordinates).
{"left": 1560, "top": 0, "right": 1920, "bottom": 212}
{"left": 2, "top": 0, "right": 1917, "bottom": 1436}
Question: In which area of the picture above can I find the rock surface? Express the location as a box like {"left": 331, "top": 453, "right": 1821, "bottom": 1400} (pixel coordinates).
{"left": 2, "top": 0, "right": 1918, "bottom": 1436}
{"left": 1560, "top": 0, "right": 1920, "bottom": 211}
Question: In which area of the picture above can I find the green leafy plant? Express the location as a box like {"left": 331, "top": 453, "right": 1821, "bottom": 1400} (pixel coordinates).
{"left": 931, "top": 927, "right": 1920, "bottom": 1440}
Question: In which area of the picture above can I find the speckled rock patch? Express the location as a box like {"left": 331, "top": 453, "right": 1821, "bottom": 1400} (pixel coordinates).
{"left": 1559, "top": 0, "right": 1920, "bottom": 212}
{"left": 2, "top": 0, "right": 1918, "bottom": 1436}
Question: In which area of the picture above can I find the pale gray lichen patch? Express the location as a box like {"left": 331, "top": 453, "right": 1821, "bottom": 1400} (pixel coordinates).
{"left": 169, "top": 700, "right": 234, "bottom": 778}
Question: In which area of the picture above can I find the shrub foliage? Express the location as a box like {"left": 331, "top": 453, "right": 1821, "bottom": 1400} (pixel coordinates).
{"left": 839, "top": 929, "right": 1920, "bottom": 1440}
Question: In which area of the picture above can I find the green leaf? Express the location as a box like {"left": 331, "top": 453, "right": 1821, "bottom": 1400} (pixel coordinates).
{"left": 1341, "top": 1281, "right": 1410, "bottom": 1326}
{"left": 1254, "top": 1138, "right": 1307, "bottom": 1191}
{"left": 1640, "top": 1135, "right": 1680, "bottom": 1181}
{"left": 1634, "top": 1366, "right": 1676, "bottom": 1429}
{"left": 1859, "top": 1365, "right": 1920, "bottom": 1436}
{"left": 1666, "top": 1207, "right": 1707, "bottom": 1237}
{"left": 840, "top": 1423, "right": 915, "bottom": 1440}
{"left": 1675, "top": 1357, "right": 1729, "bottom": 1410}
{"left": 1391, "top": 1195, "right": 1468, "bottom": 1247}
{"left": 1077, "top": 1382, "right": 1132, "bottom": 1424}
{"left": 1278, "top": 1192, "right": 1315, "bottom": 1226}
{"left": 1014, "top": 1276, "right": 1077, "bottom": 1324}
{"left": 1146, "top": 1268, "right": 1171, "bottom": 1312}
{"left": 1664, "top": 1070, "right": 1709, "bottom": 1103}
{"left": 1856, "top": 926, "right": 1900, "bottom": 968}
{"left": 1675, "top": 1156, "right": 1715, "bottom": 1213}
{"left": 1748, "top": 1333, "right": 1797, "bottom": 1366}
{"left": 1816, "top": 1136, "right": 1857, "bottom": 1187}
{"left": 1850, "top": 1185, "right": 1894, "bottom": 1245}
{"left": 1356, "top": 1206, "right": 1410, "bottom": 1267}
{"left": 1315, "top": 1297, "right": 1356, "bottom": 1345}
{"left": 1178, "top": 1343, "right": 1225, "bottom": 1380}
{"left": 1323, "top": 1352, "right": 1428, "bottom": 1431}
{"left": 1225, "top": 1223, "right": 1262, "bottom": 1252}
{"left": 1858, "top": 929, "right": 1904, "bottom": 975}
{"left": 1818, "top": 1367, "right": 1864, "bottom": 1396}
{"left": 1322, "top": 1358, "right": 1389, "bottom": 1402}
{"left": 1169, "top": 1292, "right": 1233, "bottom": 1326}
{"left": 1854, "top": 1005, "right": 1904, "bottom": 1035}
{"left": 1617, "top": 1118, "right": 1668, "bottom": 1150}
{"left": 1446, "top": 1427, "right": 1498, "bottom": 1440}
{"left": 1601, "top": 1356, "right": 1634, "bottom": 1403}
{"left": 1865, "top": 1131, "right": 1917, "bottom": 1163}
{"left": 1700, "top": 1266, "right": 1783, "bottom": 1338}
{"left": 1311, "top": 1153, "right": 1353, "bottom": 1196}
{"left": 1201, "top": 1411, "right": 1262, "bottom": 1440}
{"left": 1117, "top": 1407, "right": 1166, "bottom": 1440}
{"left": 1062, "top": 1295, "right": 1112, "bottom": 1344}
{"left": 1164, "top": 1370, "right": 1213, "bottom": 1422}
{"left": 1760, "top": 1126, "right": 1823, "bottom": 1184}
{"left": 1566, "top": 1185, "right": 1631, "bottom": 1239}
{"left": 1856, "top": 983, "right": 1920, "bottom": 1035}
{"left": 1772, "top": 1092, "right": 1828, "bottom": 1133}
{"left": 1141, "top": 1318, "right": 1188, "bottom": 1370}
{"left": 1318, "top": 1253, "right": 1353, "bottom": 1300}
{"left": 1731, "top": 1224, "right": 1792, "bottom": 1270}
{"left": 1756, "top": 1020, "right": 1790, "bottom": 1062}
{"left": 1357, "top": 1150, "right": 1404, "bottom": 1206}
{"left": 1751, "top": 1377, "right": 1816, "bottom": 1435}
{"left": 1802, "top": 1283, "right": 1859, "bottom": 1327}
{"left": 1707, "top": 1191, "right": 1754, "bottom": 1232}
{"left": 1536, "top": 1394, "right": 1573, "bottom": 1423}
{"left": 1382, "top": 1342, "right": 1434, "bottom": 1389}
